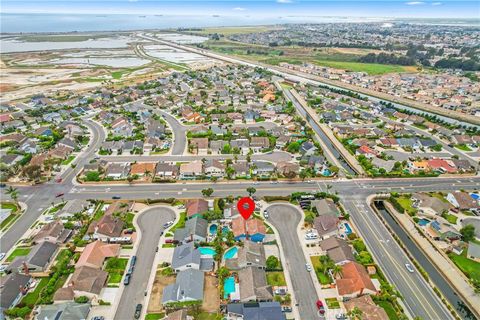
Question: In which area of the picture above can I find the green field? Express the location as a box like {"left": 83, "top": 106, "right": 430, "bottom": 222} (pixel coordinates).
{"left": 7, "top": 247, "right": 31, "bottom": 262}
{"left": 266, "top": 271, "right": 287, "bottom": 286}
{"left": 313, "top": 60, "right": 408, "bottom": 75}
{"left": 448, "top": 252, "right": 480, "bottom": 282}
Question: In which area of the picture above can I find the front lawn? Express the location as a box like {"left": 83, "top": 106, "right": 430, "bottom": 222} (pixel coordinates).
{"left": 391, "top": 196, "right": 417, "bottom": 216}
{"left": 61, "top": 155, "right": 75, "bottom": 165}
{"left": 195, "top": 312, "right": 222, "bottom": 320}
{"left": 266, "top": 271, "right": 286, "bottom": 286}
{"left": 448, "top": 252, "right": 480, "bottom": 282}
{"left": 170, "top": 212, "right": 186, "bottom": 232}
{"left": 442, "top": 213, "right": 458, "bottom": 225}
{"left": 7, "top": 247, "right": 31, "bottom": 262}
{"left": 375, "top": 300, "right": 400, "bottom": 320}
{"left": 310, "top": 256, "right": 332, "bottom": 285}
{"left": 145, "top": 313, "right": 165, "bottom": 320}
{"left": 21, "top": 277, "right": 49, "bottom": 307}
{"left": 455, "top": 144, "right": 472, "bottom": 152}
{"left": 105, "top": 257, "right": 128, "bottom": 284}
{"left": 325, "top": 298, "right": 340, "bottom": 309}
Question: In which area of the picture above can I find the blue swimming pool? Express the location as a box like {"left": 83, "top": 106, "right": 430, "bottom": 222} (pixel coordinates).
{"left": 223, "top": 247, "right": 238, "bottom": 260}
{"left": 222, "top": 226, "right": 230, "bottom": 234}
{"left": 199, "top": 247, "right": 216, "bottom": 256}
{"left": 418, "top": 218, "right": 430, "bottom": 227}
{"left": 471, "top": 193, "right": 479, "bottom": 200}
{"left": 322, "top": 169, "right": 332, "bottom": 176}
{"left": 344, "top": 223, "right": 352, "bottom": 235}
{"left": 209, "top": 224, "right": 218, "bottom": 235}
{"left": 224, "top": 276, "right": 235, "bottom": 299}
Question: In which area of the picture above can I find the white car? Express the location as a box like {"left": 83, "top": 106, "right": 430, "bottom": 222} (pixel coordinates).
{"left": 0, "top": 265, "right": 7, "bottom": 272}
{"left": 0, "top": 253, "right": 5, "bottom": 260}
{"left": 305, "top": 233, "right": 318, "bottom": 240}
{"left": 163, "top": 221, "right": 174, "bottom": 229}
{"left": 405, "top": 263, "right": 415, "bottom": 273}
{"left": 263, "top": 211, "right": 269, "bottom": 219}
{"left": 306, "top": 263, "right": 312, "bottom": 272}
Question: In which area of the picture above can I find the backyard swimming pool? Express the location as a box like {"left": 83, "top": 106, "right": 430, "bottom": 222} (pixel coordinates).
{"left": 223, "top": 276, "right": 235, "bottom": 299}
{"left": 199, "top": 247, "right": 216, "bottom": 256}
{"left": 223, "top": 247, "right": 238, "bottom": 260}
{"left": 209, "top": 224, "right": 218, "bottom": 235}
{"left": 418, "top": 218, "right": 431, "bottom": 226}
{"left": 344, "top": 223, "right": 352, "bottom": 235}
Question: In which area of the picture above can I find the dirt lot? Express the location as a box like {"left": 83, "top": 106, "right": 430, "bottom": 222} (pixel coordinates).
{"left": 147, "top": 269, "right": 175, "bottom": 313}
{"left": 202, "top": 274, "right": 220, "bottom": 313}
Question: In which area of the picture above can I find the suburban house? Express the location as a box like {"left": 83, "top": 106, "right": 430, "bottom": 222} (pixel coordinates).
{"left": 33, "top": 220, "right": 72, "bottom": 244}
{"left": 186, "top": 199, "right": 209, "bottom": 219}
{"left": 467, "top": 242, "right": 480, "bottom": 261}
{"left": 319, "top": 237, "right": 355, "bottom": 265}
{"left": 8, "top": 241, "right": 59, "bottom": 273}
{"left": 172, "top": 242, "right": 204, "bottom": 272}
{"left": 412, "top": 193, "right": 451, "bottom": 216}
{"left": 204, "top": 159, "right": 226, "bottom": 178}
{"left": 130, "top": 162, "right": 157, "bottom": 177}
{"left": 250, "top": 137, "right": 270, "bottom": 153}
{"left": 69, "top": 266, "right": 108, "bottom": 297}
{"left": 162, "top": 269, "right": 205, "bottom": 305}
{"left": 173, "top": 217, "right": 208, "bottom": 244}
{"left": 179, "top": 161, "right": 203, "bottom": 179}
{"left": 336, "top": 261, "right": 377, "bottom": 299}
{"left": 76, "top": 240, "right": 120, "bottom": 269}
{"left": 155, "top": 162, "right": 179, "bottom": 180}
{"left": 226, "top": 241, "right": 266, "bottom": 270}
{"left": 0, "top": 273, "right": 32, "bottom": 311}
{"left": 425, "top": 220, "right": 462, "bottom": 242}
{"left": 446, "top": 192, "right": 479, "bottom": 211}
{"left": 232, "top": 216, "right": 266, "bottom": 242}
{"left": 35, "top": 302, "right": 91, "bottom": 320}
{"left": 105, "top": 162, "right": 130, "bottom": 180}
{"left": 344, "top": 295, "right": 388, "bottom": 320}
{"left": 189, "top": 138, "right": 209, "bottom": 155}
{"left": 88, "top": 212, "right": 125, "bottom": 241}
{"left": 226, "top": 302, "right": 285, "bottom": 320}
{"left": 238, "top": 267, "right": 273, "bottom": 302}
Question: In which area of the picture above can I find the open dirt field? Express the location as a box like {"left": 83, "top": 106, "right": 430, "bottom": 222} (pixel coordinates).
{"left": 202, "top": 274, "right": 220, "bottom": 313}
{"left": 147, "top": 270, "right": 175, "bottom": 313}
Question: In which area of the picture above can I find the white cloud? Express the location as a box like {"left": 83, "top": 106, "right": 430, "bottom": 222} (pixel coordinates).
{"left": 233, "top": 7, "right": 246, "bottom": 11}
{"left": 277, "top": 0, "right": 293, "bottom": 3}
{"left": 406, "top": 1, "right": 425, "bottom": 5}
{"left": 432, "top": 2, "right": 442, "bottom": 5}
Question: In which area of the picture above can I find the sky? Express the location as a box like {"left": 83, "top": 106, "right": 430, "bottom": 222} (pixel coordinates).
{"left": 2, "top": 0, "right": 480, "bottom": 18}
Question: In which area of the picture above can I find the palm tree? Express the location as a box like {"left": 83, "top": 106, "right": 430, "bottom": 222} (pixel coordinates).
{"left": 347, "top": 307, "right": 363, "bottom": 320}
{"left": 5, "top": 186, "right": 19, "bottom": 205}
{"left": 332, "top": 264, "right": 342, "bottom": 279}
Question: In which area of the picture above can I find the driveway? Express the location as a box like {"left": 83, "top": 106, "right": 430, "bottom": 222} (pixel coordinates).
{"left": 266, "top": 203, "right": 320, "bottom": 319}
{"left": 113, "top": 207, "right": 176, "bottom": 320}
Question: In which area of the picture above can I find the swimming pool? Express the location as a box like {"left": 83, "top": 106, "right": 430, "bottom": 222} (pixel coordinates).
{"left": 471, "top": 193, "right": 479, "bottom": 200}
{"left": 344, "top": 223, "right": 352, "bottom": 235}
{"left": 209, "top": 224, "right": 218, "bottom": 235}
{"left": 223, "top": 247, "right": 238, "bottom": 260}
{"left": 199, "top": 247, "right": 216, "bottom": 256}
{"left": 224, "top": 276, "right": 235, "bottom": 299}
{"left": 222, "top": 226, "right": 230, "bottom": 234}
{"left": 322, "top": 169, "right": 332, "bottom": 176}
{"left": 418, "top": 218, "right": 430, "bottom": 227}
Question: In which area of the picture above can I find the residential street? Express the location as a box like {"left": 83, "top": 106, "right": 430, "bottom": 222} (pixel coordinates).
{"left": 113, "top": 206, "right": 176, "bottom": 320}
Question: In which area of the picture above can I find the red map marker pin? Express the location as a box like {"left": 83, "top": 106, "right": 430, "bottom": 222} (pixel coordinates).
{"left": 237, "top": 197, "right": 255, "bottom": 220}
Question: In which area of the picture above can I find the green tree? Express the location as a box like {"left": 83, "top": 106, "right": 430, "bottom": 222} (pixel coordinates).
{"left": 266, "top": 255, "right": 281, "bottom": 271}
{"left": 5, "top": 186, "right": 18, "bottom": 205}
{"left": 347, "top": 306, "right": 363, "bottom": 320}
{"left": 460, "top": 224, "right": 476, "bottom": 242}
{"left": 202, "top": 188, "right": 214, "bottom": 197}
{"left": 246, "top": 187, "right": 257, "bottom": 196}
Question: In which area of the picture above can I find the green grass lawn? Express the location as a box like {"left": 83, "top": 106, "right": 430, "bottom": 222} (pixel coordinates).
{"left": 145, "top": 313, "right": 165, "bottom": 320}
{"left": 170, "top": 212, "right": 186, "bottom": 232}
{"left": 1, "top": 213, "right": 19, "bottom": 230}
{"left": 61, "top": 155, "right": 75, "bottom": 165}
{"left": 162, "top": 243, "right": 176, "bottom": 248}
{"left": 21, "top": 277, "right": 49, "bottom": 307}
{"left": 195, "top": 312, "right": 222, "bottom": 320}
{"left": 448, "top": 252, "right": 480, "bottom": 282}
{"left": 455, "top": 144, "right": 472, "bottom": 152}
{"left": 325, "top": 298, "right": 340, "bottom": 309}
{"left": 266, "top": 271, "right": 287, "bottom": 286}
{"left": 442, "top": 213, "right": 458, "bottom": 224}
{"left": 7, "top": 247, "right": 31, "bottom": 262}
{"left": 375, "top": 300, "right": 400, "bottom": 320}
{"left": 1, "top": 203, "right": 18, "bottom": 213}
{"left": 395, "top": 196, "right": 417, "bottom": 216}
{"left": 313, "top": 60, "right": 408, "bottom": 75}
{"left": 310, "top": 256, "right": 332, "bottom": 285}
{"left": 105, "top": 257, "right": 128, "bottom": 284}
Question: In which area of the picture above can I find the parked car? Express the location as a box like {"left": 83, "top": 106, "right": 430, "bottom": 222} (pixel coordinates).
{"left": 0, "top": 253, "right": 5, "bottom": 260}
{"left": 306, "top": 263, "right": 312, "bottom": 272}
{"left": 56, "top": 192, "right": 64, "bottom": 198}
{"left": 163, "top": 221, "right": 174, "bottom": 228}
{"left": 0, "top": 265, "right": 7, "bottom": 272}
{"left": 316, "top": 300, "right": 325, "bottom": 315}
{"left": 134, "top": 304, "right": 142, "bottom": 319}
{"left": 91, "top": 317, "right": 105, "bottom": 320}
{"left": 165, "top": 239, "right": 175, "bottom": 244}
{"left": 55, "top": 177, "right": 62, "bottom": 183}
{"left": 130, "top": 255, "right": 137, "bottom": 266}
{"left": 305, "top": 233, "right": 318, "bottom": 240}
{"left": 405, "top": 263, "right": 415, "bottom": 273}
{"left": 112, "top": 195, "right": 121, "bottom": 200}
{"left": 281, "top": 306, "right": 292, "bottom": 313}
{"left": 274, "top": 288, "right": 287, "bottom": 295}
{"left": 263, "top": 210, "right": 269, "bottom": 219}
{"left": 123, "top": 274, "right": 131, "bottom": 285}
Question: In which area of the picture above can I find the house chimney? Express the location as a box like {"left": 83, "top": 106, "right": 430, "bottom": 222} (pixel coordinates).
{"left": 22, "top": 261, "right": 29, "bottom": 275}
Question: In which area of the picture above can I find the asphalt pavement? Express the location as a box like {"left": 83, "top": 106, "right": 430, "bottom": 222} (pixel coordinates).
{"left": 267, "top": 204, "right": 322, "bottom": 320}
{"left": 113, "top": 206, "right": 175, "bottom": 320}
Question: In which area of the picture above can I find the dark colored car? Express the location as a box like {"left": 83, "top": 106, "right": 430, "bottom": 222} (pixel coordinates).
{"left": 112, "top": 195, "right": 121, "bottom": 200}
{"left": 130, "top": 255, "right": 137, "bottom": 266}
{"left": 56, "top": 192, "right": 64, "bottom": 198}
{"left": 123, "top": 274, "right": 131, "bottom": 285}
{"left": 134, "top": 304, "right": 142, "bottom": 319}
{"left": 316, "top": 300, "right": 325, "bottom": 315}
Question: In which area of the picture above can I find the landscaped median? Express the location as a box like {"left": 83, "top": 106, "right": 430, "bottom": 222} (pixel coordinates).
{"left": 1, "top": 202, "right": 22, "bottom": 231}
